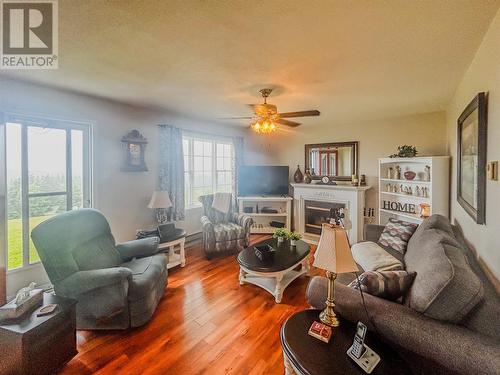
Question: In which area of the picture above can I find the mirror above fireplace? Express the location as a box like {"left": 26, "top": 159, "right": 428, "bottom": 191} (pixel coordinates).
{"left": 305, "top": 141, "right": 358, "bottom": 181}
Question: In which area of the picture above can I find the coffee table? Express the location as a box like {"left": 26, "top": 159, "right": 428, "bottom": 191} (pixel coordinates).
{"left": 237, "top": 238, "right": 310, "bottom": 303}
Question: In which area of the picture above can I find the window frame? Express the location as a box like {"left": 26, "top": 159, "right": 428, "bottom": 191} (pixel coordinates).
{"left": 182, "top": 132, "right": 234, "bottom": 209}
{"left": 4, "top": 113, "right": 93, "bottom": 272}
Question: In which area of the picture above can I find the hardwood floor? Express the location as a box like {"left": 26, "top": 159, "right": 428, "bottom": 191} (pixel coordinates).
{"left": 60, "top": 236, "right": 320, "bottom": 375}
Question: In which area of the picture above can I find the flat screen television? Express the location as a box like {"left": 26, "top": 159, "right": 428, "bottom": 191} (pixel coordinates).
{"left": 238, "top": 166, "right": 289, "bottom": 196}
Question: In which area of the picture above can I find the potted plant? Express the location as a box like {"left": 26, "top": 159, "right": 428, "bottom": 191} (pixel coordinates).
{"left": 288, "top": 232, "right": 302, "bottom": 246}
{"left": 273, "top": 228, "right": 288, "bottom": 244}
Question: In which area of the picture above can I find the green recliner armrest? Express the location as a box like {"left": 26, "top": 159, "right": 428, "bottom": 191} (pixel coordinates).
{"left": 116, "top": 237, "right": 160, "bottom": 261}
{"left": 55, "top": 267, "right": 133, "bottom": 297}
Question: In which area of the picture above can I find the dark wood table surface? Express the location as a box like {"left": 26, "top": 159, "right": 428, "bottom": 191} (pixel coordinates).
{"left": 0, "top": 293, "right": 77, "bottom": 375}
{"left": 237, "top": 238, "right": 310, "bottom": 272}
{"left": 280, "top": 309, "right": 411, "bottom": 375}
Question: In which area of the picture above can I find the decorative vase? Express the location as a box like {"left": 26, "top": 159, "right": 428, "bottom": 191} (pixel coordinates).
{"left": 277, "top": 237, "right": 284, "bottom": 244}
{"left": 304, "top": 169, "right": 312, "bottom": 184}
{"left": 404, "top": 171, "right": 416, "bottom": 180}
{"left": 290, "top": 239, "right": 296, "bottom": 246}
{"left": 293, "top": 165, "right": 304, "bottom": 183}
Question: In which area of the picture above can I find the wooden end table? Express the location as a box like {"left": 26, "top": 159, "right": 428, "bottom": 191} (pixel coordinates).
{"left": 0, "top": 293, "right": 77, "bottom": 375}
{"left": 159, "top": 235, "right": 186, "bottom": 269}
{"left": 280, "top": 310, "right": 410, "bottom": 375}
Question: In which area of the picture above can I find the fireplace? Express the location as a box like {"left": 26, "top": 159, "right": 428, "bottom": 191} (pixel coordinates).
{"left": 291, "top": 183, "right": 371, "bottom": 244}
{"left": 304, "top": 200, "right": 346, "bottom": 235}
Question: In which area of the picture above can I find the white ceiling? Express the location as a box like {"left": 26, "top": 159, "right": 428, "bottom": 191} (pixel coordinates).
{"left": 2, "top": 0, "right": 499, "bottom": 127}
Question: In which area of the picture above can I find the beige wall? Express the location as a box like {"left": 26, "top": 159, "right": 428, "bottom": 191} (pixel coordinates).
{"left": 0, "top": 78, "right": 268, "bottom": 295}
{"left": 269, "top": 111, "right": 447, "bottom": 218}
{"left": 446, "top": 9, "right": 500, "bottom": 279}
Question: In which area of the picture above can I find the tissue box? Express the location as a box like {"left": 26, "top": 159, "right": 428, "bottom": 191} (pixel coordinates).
{"left": 0, "top": 289, "right": 44, "bottom": 321}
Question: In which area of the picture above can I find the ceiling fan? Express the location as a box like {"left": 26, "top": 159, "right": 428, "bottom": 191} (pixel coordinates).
{"left": 222, "top": 88, "right": 320, "bottom": 133}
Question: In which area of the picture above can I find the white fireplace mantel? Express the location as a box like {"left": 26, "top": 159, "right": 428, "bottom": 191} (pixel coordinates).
{"left": 290, "top": 183, "right": 371, "bottom": 244}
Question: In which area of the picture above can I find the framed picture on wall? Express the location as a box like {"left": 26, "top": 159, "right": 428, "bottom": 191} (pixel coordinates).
{"left": 457, "top": 92, "right": 487, "bottom": 224}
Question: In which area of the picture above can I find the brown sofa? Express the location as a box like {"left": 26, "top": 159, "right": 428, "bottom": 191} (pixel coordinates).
{"left": 306, "top": 215, "right": 500, "bottom": 375}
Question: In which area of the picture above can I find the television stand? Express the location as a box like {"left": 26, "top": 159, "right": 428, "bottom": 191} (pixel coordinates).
{"left": 237, "top": 196, "right": 292, "bottom": 234}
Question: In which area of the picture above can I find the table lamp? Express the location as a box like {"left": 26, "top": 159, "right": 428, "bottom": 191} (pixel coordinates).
{"left": 313, "top": 223, "right": 358, "bottom": 327}
{"left": 148, "top": 190, "right": 172, "bottom": 224}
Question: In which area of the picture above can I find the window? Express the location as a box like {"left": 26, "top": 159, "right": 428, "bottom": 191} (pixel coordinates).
{"left": 5, "top": 116, "right": 91, "bottom": 270}
{"left": 183, "top": 134, "right": 234, "bottom": 207}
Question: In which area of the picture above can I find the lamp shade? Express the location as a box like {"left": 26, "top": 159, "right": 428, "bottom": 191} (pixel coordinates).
{"left": 313, "top": 224, "right": 358, "bottom": 274}
{"left": 148, "top": 191, "right": 172, "bottom": 209}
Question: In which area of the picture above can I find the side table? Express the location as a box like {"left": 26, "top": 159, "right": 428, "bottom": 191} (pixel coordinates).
{"left": 280, "top": 309, "right": 410, "bottom": 375}
{"left": 0, "top": 293, "right": 77, "bottom": 375}
{"left": 159, "top": 235, "right": 186, "bottom": 269}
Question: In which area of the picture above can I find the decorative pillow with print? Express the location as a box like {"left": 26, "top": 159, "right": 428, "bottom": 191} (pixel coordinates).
{"left": 378, "top": 218, "right": 418, "bottom": 254}
{"left": 348, "top": 270, "right": 417, "bottom": 301}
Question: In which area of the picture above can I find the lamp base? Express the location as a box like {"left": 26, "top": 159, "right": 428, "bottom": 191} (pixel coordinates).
{"left": 319, "top": 271, "right": 339, "bottom": 327}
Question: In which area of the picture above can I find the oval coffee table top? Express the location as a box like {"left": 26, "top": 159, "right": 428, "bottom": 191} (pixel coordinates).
{"left": 237, "top": 238, "right": 310, "bottom": 273}
{"left": 280, "top": 310, "right": 411, "bottom": 375}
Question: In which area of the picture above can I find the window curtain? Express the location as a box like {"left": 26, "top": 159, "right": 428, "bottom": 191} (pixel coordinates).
{"left": 232, "top": 136, "right": 244, "bottom": 209}
{"left": 158, "top": 125, "right": 185, "bottom": 221}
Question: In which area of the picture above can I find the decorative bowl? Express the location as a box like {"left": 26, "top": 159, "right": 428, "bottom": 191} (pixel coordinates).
{"left": 404, "top": 171, "right": 416, "bottom": 180}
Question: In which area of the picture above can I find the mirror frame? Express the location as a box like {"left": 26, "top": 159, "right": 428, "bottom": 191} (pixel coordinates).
{"left": 304, "top": 141, "right": 359, "bottom": 181}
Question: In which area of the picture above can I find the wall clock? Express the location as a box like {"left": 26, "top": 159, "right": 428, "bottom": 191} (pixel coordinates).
{"left": 121, "top": 130, "right": 148, "bottom": 172}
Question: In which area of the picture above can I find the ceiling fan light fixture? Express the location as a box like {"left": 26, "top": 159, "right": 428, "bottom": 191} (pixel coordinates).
{"left": 251, "top": 119, "right": 277, "bottom": 134}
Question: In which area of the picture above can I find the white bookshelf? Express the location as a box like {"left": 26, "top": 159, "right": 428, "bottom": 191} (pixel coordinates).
{"left": 378, "top": 156, "right": 450, "bottom": 225}
{"left": 237, "top": 196, "right": 292, "bottom": 234}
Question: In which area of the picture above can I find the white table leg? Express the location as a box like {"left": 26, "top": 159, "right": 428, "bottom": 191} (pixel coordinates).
{"left": 275, "top": 273, "right": 284, "bottom": 303}
{"left": 239, "top": 267, "right": 247, "bottom": 285}
{"left": 303, "top": 256, "right": 311, "bottom": 275}
{"left": 180, "top": 238, "right": 186, "bottom": 267}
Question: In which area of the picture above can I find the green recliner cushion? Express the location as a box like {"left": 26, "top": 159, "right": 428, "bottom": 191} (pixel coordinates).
{"left": 72, "top": 234, "right": 121, "bottom": 271}
{"left": 32, "top": 208, "right": 119, "bottom": 282}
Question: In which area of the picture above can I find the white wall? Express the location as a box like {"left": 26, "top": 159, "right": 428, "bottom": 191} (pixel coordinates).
{"left": 268, "top": 111, "right": 448, "bottom": 219}
{"left": 0, "top": 78, "right": 267, "bottom": 296}
{"left": 446, "top": 9, "right": 500, "bottom": 279}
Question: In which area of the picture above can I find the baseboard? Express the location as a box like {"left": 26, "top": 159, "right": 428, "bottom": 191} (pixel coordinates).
{"left": 477, "top": 256, "right": 500, "bottom": 294}
{"left": 186, "top": 232, "right": 202, "bottom": 246}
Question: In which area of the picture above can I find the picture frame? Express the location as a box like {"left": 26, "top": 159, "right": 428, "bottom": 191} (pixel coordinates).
{"left": 457, "top": 92, "right": 487, "bottom": 224}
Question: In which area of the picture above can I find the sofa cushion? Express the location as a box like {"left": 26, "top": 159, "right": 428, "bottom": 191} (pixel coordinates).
{"left": 405, "top": 228, "right": 483, "bottom": 322}
{"left": 125, "top": 254, "right": 167, "bottom": 302}
{"left": 348, "top": 270, "right": 416, "bottom": 301}
{"left": 378, "top": 218, "right": 418, "bottom": 254}
{"left": 351, "top": 241, "right": 404, "bottom": 271}
{"left": 214, "top": 222, "right": 245, "bottom": 242}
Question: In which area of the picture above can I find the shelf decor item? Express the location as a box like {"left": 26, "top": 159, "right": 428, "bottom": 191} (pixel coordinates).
{"left": 121, "top": 129, "right": 148, "bottom": 172}
{"left": 457, "top": 92, "right": 487, "bottom": 225}
{"left": 389, "top": 145, "right": 418, "bottom": 158}
{"left": 313, "top": 224, "right": 358, "bottom": 327}
{"left": 294, "top": 165, "right": 304, "bottom": 183}
{"left": 404, "top": 171, "right": 416, "bottom": 180}
{"left": 304, "top": 168, "right": 312, "bottom": 184}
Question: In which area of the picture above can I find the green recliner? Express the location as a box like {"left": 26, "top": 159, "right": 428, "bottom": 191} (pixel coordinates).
{"left": 31, "top": 208, "right": 167, "bottom": 330}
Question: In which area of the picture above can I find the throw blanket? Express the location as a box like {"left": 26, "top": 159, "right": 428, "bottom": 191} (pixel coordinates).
{"left": 351, "top": 241, "right": 403, "bottom": 271}
{"left": 212, "top": 193, "right": 232, "bottom": 214}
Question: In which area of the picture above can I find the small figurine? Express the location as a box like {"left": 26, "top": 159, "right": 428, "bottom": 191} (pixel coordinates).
{"left": 415, "top": 186, "right": 421, "bottom": 196}
{"left": 387, "top": 167, "right": 393, "bottom": 179}
{"left": 424, "top": 165, "right": 431, "bottom": 182}
{"left": 395, "top": 165, "right": 401, "bottom": 180}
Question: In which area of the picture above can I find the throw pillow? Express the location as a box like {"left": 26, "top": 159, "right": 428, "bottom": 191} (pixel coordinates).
{"left": 378, "top": 218, "right": 418, "bottom": 254}
{"left": 348, "top": 270, "right": 417, "bottom": 301}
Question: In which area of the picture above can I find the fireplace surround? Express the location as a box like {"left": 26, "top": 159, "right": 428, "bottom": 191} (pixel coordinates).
{"left": 291, "top": 183, "right": 371, "bottom": 244}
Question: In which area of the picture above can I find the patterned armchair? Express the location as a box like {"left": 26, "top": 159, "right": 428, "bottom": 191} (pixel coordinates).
{"left": 199, "top": 194, "right": 253, "bottom": 259}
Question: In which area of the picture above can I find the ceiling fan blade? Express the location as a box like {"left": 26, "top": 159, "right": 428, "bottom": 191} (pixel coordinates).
{"left": 278, "top": 110, "right": 320, "bottom": 118}
{"left": 276, "top": 118, "right": 301, "bottom": 127}
{"left": 218, "top": 116, "right": 254, "bottom": 119}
